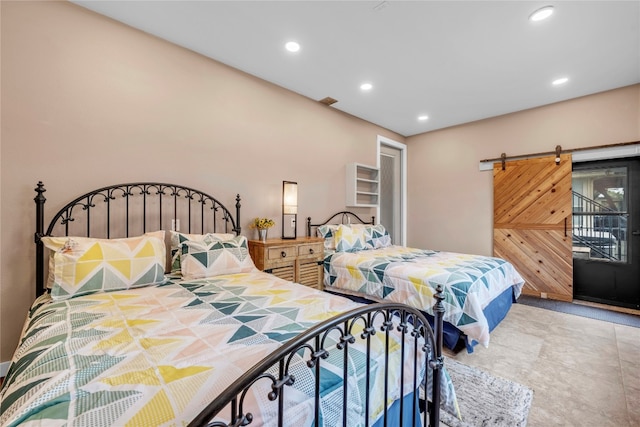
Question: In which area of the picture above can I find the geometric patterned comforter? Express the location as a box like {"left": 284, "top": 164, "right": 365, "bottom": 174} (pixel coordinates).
{"left": 0, "top": 271, "right": 438, "bottom": 427}
{"left": 324, "top": 246, "right": 525, "bottom": 348}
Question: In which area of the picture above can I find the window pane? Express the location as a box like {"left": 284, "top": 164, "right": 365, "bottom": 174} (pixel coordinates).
{"left": 572, "top": 167, "right": 628, "bottom": 262}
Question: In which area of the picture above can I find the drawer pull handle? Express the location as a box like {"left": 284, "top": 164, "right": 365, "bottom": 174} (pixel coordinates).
{"left": 309, "top": 248, "right": 314, "bottom": 254}
{"left": 281, "top": 251, "right": 287, "bottom": 258}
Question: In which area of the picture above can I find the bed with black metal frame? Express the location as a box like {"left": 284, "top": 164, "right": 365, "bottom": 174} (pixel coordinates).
{"left": 0, "top": 182, "right": 448, "bottom": 427}
{"left": 307, "top": 211, "right": 524, "bottom": 353}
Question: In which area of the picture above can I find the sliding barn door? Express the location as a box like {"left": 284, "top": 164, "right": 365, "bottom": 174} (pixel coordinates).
{"left": 493, "top": 154, "right": 573, "bottom": 301}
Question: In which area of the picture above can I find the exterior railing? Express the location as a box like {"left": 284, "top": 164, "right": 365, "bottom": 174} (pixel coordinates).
{"left": 572, "top": 191, "right": 627, "bottom": 262}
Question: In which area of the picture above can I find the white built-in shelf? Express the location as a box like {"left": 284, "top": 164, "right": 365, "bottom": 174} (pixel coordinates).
{"left": 346, "top": 163, "right": 379, "bottom": 207}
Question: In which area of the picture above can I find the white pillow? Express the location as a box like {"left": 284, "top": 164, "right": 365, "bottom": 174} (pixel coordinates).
{"left": 180, "top": 235, "right": 257, "bottom": 280}
{"left": 170, "top": 231, "right": 235, "bottom": 274}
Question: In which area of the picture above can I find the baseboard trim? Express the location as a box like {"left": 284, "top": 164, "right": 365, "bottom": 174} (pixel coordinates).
{"left": 1, "top": 360, "right": 10, "bottom": 378}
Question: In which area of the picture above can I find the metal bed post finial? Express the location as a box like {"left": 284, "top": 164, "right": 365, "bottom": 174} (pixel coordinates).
{"left": 34, "top": 181, "right": 47, "bottom": 296}
{"left": 235, "top": 194, "right": 242, "bottom": 235}
{"left": 429, "top": 284, "right": 445, "bottom": 426}
{"left": 34, "top": 181, "right": 47, "bottom": 237}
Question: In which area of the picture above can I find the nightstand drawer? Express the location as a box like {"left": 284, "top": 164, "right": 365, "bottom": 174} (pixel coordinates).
{"left": 297, "top": 242, "right": 323, "bottom": 258}
{"left": 267, "top": 246, "right": 296, "bottom": 261}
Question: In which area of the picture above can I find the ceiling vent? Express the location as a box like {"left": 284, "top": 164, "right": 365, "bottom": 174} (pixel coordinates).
{"left": 319, "top": 97, "right": 338, "bottom": 106}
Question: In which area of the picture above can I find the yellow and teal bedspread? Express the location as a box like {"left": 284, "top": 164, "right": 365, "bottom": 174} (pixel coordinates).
{"left": 324, "top": 247, "right": 525, "bottom": 348}
{"left": 1, "top": 271, "right": 441, "bottom": 426}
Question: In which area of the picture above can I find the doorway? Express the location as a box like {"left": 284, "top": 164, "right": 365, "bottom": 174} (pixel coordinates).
{"left": 572, "top": 157, "right": 640, "bottom": 309}
{"left": 378, "top": 136, "right": 406, "bottom": 246}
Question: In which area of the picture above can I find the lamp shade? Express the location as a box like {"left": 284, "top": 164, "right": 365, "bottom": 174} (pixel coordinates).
{"left": 283, "top": 181, "right": 298, "bottom": 214}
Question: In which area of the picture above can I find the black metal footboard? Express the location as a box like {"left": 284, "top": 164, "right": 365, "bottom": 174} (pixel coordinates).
{"left": 189, "top": 290, "right": 445, "bottom": 427}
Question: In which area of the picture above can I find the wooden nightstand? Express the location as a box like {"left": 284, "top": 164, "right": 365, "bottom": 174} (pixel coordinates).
{"left": 248, "top": 237, "right": 324, "bottom": 290}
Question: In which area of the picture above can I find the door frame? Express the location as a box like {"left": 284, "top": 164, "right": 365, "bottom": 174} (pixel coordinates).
{"left": 377, "top": 135, "right": 407, "bottom": 246}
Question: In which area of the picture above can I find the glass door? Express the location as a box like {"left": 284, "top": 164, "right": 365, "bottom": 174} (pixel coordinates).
{"left": 380, "top": 144, "right": 402, "bottom": 245}
{"left": 572, "top": 157, "right": 640, "bottom": 309}
{"left": 378, "top": 136, "right": 406, "bottom": 246}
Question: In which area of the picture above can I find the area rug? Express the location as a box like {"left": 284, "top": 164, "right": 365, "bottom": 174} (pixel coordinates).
{"left": 517, "top": 295, "right": 640, "bottom": 328}
{"left": 440, "top": 358, "right": 534, "bottom": 427}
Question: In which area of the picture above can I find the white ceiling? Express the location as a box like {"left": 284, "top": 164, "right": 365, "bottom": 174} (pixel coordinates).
{"left": 73, "top": 1, "right": 640, "bottom": 137}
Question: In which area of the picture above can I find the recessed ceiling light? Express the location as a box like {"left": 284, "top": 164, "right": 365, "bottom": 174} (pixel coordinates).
{"left": 529, "top": 5, "right": 554, "bottom": 22}
{"left": 552, "top": 77, "right": 569, "bottom": 86}
{"left": 360, "top": 83, "right": 373, "bottom": 91}
{"left": 285, "top": 41, "right": 300, "bottom": 52}
{"left": 418, "top": 115, "right": 429, "bottom": 121}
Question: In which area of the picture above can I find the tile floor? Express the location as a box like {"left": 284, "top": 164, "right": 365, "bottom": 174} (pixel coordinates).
{"left": 448, "top": 303, "right": 640, "bottom": 426}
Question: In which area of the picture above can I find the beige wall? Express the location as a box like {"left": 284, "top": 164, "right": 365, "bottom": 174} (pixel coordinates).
{"left": 406, "top": 84, "right": 640, "bottom": 256}
{"left": 0, "top": 1, "right": 401, "bottom": 362}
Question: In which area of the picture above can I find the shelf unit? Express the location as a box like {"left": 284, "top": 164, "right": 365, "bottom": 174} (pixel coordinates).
{"left": 346, "top": 163, "right": 379, "bottom": 207}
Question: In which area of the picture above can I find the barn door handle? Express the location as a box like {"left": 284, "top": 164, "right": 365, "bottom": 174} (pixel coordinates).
{"left": 564, "top": 218, "right": 567, "bottom": 237}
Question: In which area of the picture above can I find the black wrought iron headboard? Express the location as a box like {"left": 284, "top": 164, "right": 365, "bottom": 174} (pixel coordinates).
{"left": 34, "top": 181, "right": 241, "bottom": 296}
{"left": 306, "top": 211, "right": 375, "bottom": 237}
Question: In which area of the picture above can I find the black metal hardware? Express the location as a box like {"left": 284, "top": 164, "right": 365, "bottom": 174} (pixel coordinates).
{"left": 555, "top": 145, "right": 562, "bottom": 165}
{"left": 501, "top": 153, "right": 506, "bottom": 170}
{"left": 280, "top": 251, "right": 286, "bottom": 258}
{"left": 633, "top": 230, "right": 640, "bottom": 236}
{"left": 309, "top": 248, "right": 314, "bottom": 254}
{"left": 34, "top": 182, "right": 242, "bottom": 296}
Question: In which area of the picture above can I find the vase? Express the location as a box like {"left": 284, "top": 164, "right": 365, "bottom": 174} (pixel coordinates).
{"left": 258, "top": 228, "right": 268, "bottom": 242}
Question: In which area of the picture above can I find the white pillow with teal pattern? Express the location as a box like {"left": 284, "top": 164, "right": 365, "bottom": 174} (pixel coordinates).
{"left": 316, "top": 224, "right": 340, "bottom": 251}
{"left": 366, "top": 224, "right": 392, "bottom": 249}
{"left": 334, "top": 224, "right": 372, "bottom": 252}
{"left": 180, "top": 235, "right": 257, "bottom": 280}
{"left": 41, "top": 231, "right": 166, "bottom": 300}
{"left": 170, "top": 231, "right": 235, "bottom": 274}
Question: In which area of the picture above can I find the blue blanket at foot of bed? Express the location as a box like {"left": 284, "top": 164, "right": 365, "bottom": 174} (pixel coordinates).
{"left": 326, "top": 286, "right": 517, "bottom": 353}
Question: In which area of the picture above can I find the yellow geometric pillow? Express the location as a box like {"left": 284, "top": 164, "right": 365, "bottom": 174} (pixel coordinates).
{"left": 41, "top": 231, "right": 166, "bottom": 300}
{"left": 334, "top": 224, "right": 370, "bottom": 252}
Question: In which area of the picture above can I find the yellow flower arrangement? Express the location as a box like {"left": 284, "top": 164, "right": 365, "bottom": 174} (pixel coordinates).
{"left": 251, "top": 217, "right": 275, "bottom": 230}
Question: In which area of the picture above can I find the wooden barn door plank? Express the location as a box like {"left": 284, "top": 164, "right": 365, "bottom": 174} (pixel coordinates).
{"left": 493, "top": 154, "right": 573, "bottom": 301}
